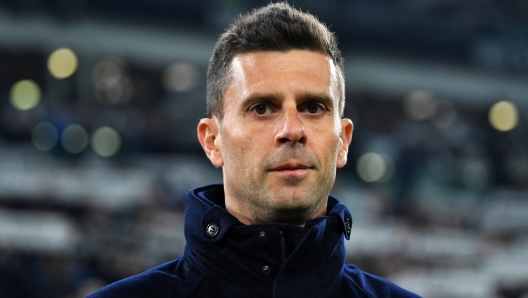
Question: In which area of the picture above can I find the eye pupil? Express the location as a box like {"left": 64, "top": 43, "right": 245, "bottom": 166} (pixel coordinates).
{"left": 255, "top": 104, "right": 267, "bottom": 115}
{"left": 307, "top": 104, "right": 320, "bottom": 113}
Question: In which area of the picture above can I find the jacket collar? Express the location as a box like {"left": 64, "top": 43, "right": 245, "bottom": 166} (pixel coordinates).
{"left": 183, "top": 184, "right": 353, "bottom": 289}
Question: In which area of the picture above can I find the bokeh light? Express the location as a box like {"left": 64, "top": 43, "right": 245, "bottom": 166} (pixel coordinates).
{"left": 378, "top": 154, "right": 396, "bottom": 182}
{"left": 32, "top": 122, "right": 59, "bottom": 152}
{"left": 93, "top": 58, "right": 123, "bottom": 83}
{"left": 489, "top": 101, "right": 518, "bottom": 132}
{"left": 61, "top": 124, "right": 89, "bottom": 154}
{"left": 9, "top": 80, "right": 41, "bottom": 111}
{"left": 91, "top": 127, "right": 122, "bottom": 157}
{"left": 356, "top": 152, "right": 387, "bottom": 183}
{"left": 463, "top": 162, "right": 488, "bottom": 191}
{"left": 93, "top": 58, "right": 133, "bottom": 105}
{"left": 431, "top": 100, "right": 457, "bottom": 129}
{"left": 403, "top": 90, "right": 437, "bottom": 121}
{"left": 162, "top": 62, "right": 199, "bottom": 93}
{"left": 48, "top": 48, "right": 78, "bottom": 79}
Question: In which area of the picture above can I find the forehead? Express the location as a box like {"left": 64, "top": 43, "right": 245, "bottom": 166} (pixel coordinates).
{"left": 225, "top": 50, "right": 338, "bottom": 100}
{"left": 230, "top": 50, "right": 334, "bottom": 81}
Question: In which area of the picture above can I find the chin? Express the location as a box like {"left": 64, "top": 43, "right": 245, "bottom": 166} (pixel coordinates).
{"left": 269, "top": 198, "right": 323, "bottom": 224}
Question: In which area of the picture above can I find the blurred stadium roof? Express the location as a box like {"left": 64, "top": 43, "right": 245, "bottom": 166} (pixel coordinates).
{"left": 2, "top": 0, "right": 527, "bottom": 107}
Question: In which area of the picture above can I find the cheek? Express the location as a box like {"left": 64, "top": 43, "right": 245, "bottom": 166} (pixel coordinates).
{"left": 315, "top": 125, "right": 339, "bottom": 147}
{"left": 221, "top": 129, "right": 256, "bottom": 166}
{"left": 322, "top": 134, "right": 341, "bottom": 165}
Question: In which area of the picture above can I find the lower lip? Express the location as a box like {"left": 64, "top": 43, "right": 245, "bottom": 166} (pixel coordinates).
{"left": 273, "top": 168, "right": 309, "bottom": 175}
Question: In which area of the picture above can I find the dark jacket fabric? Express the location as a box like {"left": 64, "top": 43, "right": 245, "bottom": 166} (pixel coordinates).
{"left": 87, "top": 184, "right": 421, "bottom": 298}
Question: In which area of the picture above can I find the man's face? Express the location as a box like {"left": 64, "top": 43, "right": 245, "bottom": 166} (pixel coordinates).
{"left": 198, "top": 50, "right": 353, "bottom": 225}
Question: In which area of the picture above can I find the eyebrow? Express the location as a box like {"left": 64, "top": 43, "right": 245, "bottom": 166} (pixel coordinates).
{"left": 242, "top": 93, "right": 281, "bottom": 108}
{"left": 296, "top": 92, "right": 335, "bottom": 110}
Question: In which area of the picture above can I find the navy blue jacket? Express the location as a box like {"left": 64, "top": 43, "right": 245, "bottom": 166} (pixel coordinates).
{"left": 88, "top": 184, "right": 421, "bottom": 297}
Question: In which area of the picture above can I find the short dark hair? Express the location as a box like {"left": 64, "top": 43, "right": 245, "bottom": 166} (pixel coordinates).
{"left": 206, "top": 2, "right": 345, "bottom": 119}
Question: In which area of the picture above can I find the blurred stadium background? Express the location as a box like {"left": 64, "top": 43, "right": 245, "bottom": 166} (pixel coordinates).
{"left": 1, "top": 0, "right": 528, "bottom": 297}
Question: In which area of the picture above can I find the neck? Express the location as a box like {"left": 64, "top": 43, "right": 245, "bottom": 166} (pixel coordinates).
{"left": 224, "top": 196, "right": 327, "bottom": 227}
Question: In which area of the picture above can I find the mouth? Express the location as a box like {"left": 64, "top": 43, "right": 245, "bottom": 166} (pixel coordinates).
{"left": 270, "top": 163, "right": 312, "bottom": 174}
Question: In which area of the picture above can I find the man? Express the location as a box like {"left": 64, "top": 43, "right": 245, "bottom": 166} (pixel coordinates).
{"left": 88, "top": 3, "right": 421, "bottom": 297}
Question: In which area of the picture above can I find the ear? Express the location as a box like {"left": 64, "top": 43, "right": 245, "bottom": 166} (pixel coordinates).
{"left": 336, "top": 118, "right": 353, "bottom": 168}
{"left": 197, "top": 117, "right": 224, "bottom": 168}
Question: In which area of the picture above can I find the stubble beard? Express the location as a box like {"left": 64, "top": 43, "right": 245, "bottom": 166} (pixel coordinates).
{"left": 240, "top": 181, "right": 328, "bottom": 225}
{"left": 230, "top": 149, "right": 337, "bottom": 225}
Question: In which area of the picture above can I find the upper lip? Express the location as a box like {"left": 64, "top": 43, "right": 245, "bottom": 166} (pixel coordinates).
{"left": 270, "top": 163, "right": 311, "bottom": 171}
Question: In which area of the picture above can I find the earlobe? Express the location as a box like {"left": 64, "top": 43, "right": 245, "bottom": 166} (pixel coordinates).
{"left": 336, "top": 119, "right": 353, "bottom": 168}
{"left": 197, "top": 118, "right": 224, "bottom": 167}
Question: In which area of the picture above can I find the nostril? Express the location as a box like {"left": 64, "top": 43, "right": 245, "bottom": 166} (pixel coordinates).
{"left": 275, "top": 120, "right": 306, "bottom": 145}
{"left": 278, "top": 136, "right": 306, "bottom": 145}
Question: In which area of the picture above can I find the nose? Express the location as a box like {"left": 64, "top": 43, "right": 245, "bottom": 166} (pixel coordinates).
{"left": 275, "top": 108, "right": 306, "bottom": 146}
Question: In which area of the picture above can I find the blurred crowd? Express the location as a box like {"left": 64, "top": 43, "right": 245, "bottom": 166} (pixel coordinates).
{"left": 1, "top": 79, "right": 527, "bottom": 297}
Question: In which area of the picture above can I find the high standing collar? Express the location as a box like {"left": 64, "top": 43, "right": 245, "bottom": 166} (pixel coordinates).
{"left": 183, "top": 184, "right": 353, "bottom": 291}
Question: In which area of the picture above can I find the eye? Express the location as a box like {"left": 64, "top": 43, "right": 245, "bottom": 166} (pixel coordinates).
{"left": 251, "top": 104, "right": 272, "bottom": 116}
{"left": 303, "top": 103, "right": 324, "bottom": 114}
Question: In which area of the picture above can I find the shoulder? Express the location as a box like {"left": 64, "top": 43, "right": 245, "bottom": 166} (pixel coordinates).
{"left": 86, "top": 257, "right": 203, "bottom": 298}
{"left": 340, "top": 264, "right": 422, "bottom": 298}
